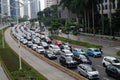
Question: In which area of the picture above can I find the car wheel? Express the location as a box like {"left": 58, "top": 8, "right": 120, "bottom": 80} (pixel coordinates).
{"left": 86, "top": 75, "right": 89, "bottom": 79}
{"left": 103, "top": 63, "right": 106, "bottom": 67}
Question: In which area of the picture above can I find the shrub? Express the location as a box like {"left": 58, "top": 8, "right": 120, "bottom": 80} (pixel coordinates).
{"left": 117, "top": 51, "right": 120, "bottom": 56}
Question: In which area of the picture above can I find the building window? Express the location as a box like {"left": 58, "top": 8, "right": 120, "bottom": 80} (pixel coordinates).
{"left": 105, "top": 5, "right": 107, "bottom": 9}
{"left": 104, "top": 0, "right": 107, "bottom": 2}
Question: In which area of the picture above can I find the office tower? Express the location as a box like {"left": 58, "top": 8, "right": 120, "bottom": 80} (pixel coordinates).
{"left": 44, "top": 0, "right": 58, "bottom": 9}
{"left": 98, "top": 0, "right": 118, "bottom": 18}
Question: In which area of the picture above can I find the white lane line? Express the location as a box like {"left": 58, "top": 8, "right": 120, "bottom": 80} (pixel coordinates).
{"left": 96, "top": 65, "right": 104, "bottom": 69}
{"left": 103, "top": 77, "right": 110, "bottom": 80}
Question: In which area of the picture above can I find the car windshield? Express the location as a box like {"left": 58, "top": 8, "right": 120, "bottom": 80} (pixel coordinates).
{"left": 79, "top": 55, "right": 87, "bottom": 60}
{"left": 112, "top": 59, "right": 120, "bottom": 63}
{"left": 78, "top": 49, "right": 84, "bottom": 52}
{"left": 66, "top": 57, "right": 73, "bottom": 62}
{"left": 114, "top": 65, "right": 120, "bottom": 69}
{"left": 94, "top": 49, "right": 100, "bottom": 52}
{"left": 86, "top": 66, "right": 96, "bottom": 72}
{"left": 53, "top": 46, "right": 59, "bottom": 49}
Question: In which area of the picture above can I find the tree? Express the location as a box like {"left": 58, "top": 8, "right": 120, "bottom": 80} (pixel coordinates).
{"left": 112, "top": 0, "right": 120, "bottom": 38}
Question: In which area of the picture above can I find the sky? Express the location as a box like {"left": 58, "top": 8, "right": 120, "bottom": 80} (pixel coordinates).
{"left": 40, "top": 0, "right": 45, "bottom": 11}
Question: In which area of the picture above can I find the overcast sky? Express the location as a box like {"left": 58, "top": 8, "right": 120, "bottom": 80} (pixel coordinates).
{"left": 40, "top": 0, "right": 45, "bottom": 10}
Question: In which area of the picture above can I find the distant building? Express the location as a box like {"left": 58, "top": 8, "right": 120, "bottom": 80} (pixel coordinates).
{"left": 1, "top": 0, "right": 10, "bottom": 17}
{"left": 30, "top": 0, "right": 39, "bottom": 18}
{"left": 98, "top": 0, "right": 118, "bottom": 18}
{"left": 44, "top": 0, "right": 58, "bottom": 9}
{"left": 10, "top": 0, "right": 16, "bottom": 18}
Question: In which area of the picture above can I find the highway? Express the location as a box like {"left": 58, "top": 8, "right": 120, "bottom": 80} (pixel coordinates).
{"left": 5, "top": 28, "right": 76, "bottom": 80}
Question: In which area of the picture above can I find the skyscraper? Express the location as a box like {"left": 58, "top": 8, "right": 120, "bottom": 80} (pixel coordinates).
{"left": 10, "top": 0, "right": 16, "bottom": 18}
{"left": 1, "top": 0, "right": 10, "bottom": 17}
{"left": 30, "top": 0, "right": 40, "bottom": 18}
{"left": 44, "top": 0, "right": 58, "bottom": 9}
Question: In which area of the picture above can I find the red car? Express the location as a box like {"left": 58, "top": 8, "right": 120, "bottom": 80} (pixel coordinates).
{"left": 55, "top": 40, "right": 62, "bottom": 46}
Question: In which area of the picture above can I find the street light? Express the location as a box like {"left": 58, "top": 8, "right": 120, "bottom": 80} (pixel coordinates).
{"left": 1, "top": 0, "right": 5, "bottom": 48}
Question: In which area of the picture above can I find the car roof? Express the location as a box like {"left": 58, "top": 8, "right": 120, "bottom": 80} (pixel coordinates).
{"left": 104, "top": 56, "right": 116, "bottom": 60}
{"left": 79, "top": 64, "right": 91, "bottom": 68}
{"left": 73, "top": 48, "right": 82, "bottom": 50}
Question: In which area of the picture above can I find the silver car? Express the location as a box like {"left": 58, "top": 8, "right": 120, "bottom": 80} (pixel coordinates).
{"left": 77, "top": 64, "right": 99, "bottom": 79}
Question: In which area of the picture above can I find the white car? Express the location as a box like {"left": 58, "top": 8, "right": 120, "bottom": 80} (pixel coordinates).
{"left": 78, "top": 64, "right": 99, "bottom": 79}
{"left": 31, "top": 44, "right": 38, "bottom": 50}
{"left": 102, "top": 56, "right": 120, "bottom": 67}
{"left": 61, "top": 49, "right": 73, "bottom": 56}
{"left": 36, "top": 46, "right": 45, "bottom": 54}
{"left": 49, "top": 44, "right": 60, "bottom": 54}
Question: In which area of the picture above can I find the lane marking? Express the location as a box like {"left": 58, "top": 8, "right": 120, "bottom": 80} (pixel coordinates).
{"left": 96, "top": 65, "right": 104, "bottom": 69}
{"left": 103, "top": 77, "right": 110, "bottom": 80}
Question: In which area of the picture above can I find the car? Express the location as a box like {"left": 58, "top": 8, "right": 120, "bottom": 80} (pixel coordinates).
{"left": 40, "top": 41, "right": 48, "bottom": 49}
{"left": 59, "top": 44, "right": 72, "bottom": 51}
{"left": 49, "top": 44, "right": 60, "bottom": 55}
{"left": 105, "top": 64, "right": 120, "bottom": 79}
{"left": 61, "top": 49, "right": 73, "bottom": 56}
{"left": 21, "top": 38, "right": 28, "bottom": 45}
{"left": 73, "top": 54, "right": 92, "bottom": 64}
{"left": 59, "top": 55, "right": 77, "bottom": 68}
{"left": 36, "top": 46, "right": 45, "bottom": 54}
{"left": 77, "top": 64, "right": 99, "bottom": 79}
{"left": 31, "top": 44, "right": 38, "bottom": 50}
{"left": 62, "top": 42, "right": 72, "bottom": 48}
{"left": 102, "top": 56, "right": 120, "bottom": 67}
{"left": 44, "top": 50, "right": 57, "bottom": 59}
{"left": 86, "top": 48, "right": 102, "bottom": 57}
{"left": 72, "top": 48, "right": 86, "bottom": 55}
{"left": 27, "top": 41, "right": 33, "bottom": 48}
{"left": 54, "top": 40, "right": 62, "bottom": 46}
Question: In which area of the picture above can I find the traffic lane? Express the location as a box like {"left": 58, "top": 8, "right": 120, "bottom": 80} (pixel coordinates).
{"left": 5, "top": 28, "right": 76, "bottom": 80}
{"left": 54, "top": 55, "right": 115, "bottom": 80}
{"left": 89, "top": 57, "right": 115, "bottom": 80}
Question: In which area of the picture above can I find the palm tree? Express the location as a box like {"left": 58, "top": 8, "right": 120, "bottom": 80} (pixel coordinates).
{"left": 109, "top": 0, "right": 115, "bottom": 36}
{"left": 98, "top": 0, "right": 104, "bottom": 35}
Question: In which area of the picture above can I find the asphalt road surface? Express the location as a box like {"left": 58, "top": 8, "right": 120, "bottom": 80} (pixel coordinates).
{"left": 5, "top": 28, "right": 76, "bottom": 80}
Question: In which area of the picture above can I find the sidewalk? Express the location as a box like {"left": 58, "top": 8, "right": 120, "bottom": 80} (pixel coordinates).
{"left": 58, "top": 33, "right": 120, "bottom": 57}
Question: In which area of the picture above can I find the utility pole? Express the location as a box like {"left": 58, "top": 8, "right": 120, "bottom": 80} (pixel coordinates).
{"left": 16, "top": 0, "right": 22, "bottom": 70}
{"left": 1, "top": 0, "right": 5, "bottom": 48}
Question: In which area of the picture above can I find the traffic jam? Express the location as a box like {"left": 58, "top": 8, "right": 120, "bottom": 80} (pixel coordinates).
{"left": 11, "top": 22, "right": 120, "bottom": 80}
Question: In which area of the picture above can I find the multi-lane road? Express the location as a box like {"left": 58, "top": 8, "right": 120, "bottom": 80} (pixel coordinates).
{"left": 5, "top": 24, "right": 120, "bottom": 80}
{"left": 5, "top": 27, "right": 76, "bottom": 80}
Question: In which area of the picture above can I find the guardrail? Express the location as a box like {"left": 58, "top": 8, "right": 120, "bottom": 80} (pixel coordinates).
{"left": 10, "top": 29, "right": 88, "bottom": 80}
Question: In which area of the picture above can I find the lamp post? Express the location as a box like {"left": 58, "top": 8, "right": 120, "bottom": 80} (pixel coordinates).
{"left": 15, "top": 0, "right": 23, "bottom": 70}
{"left": 1, "top": 0, "right": 5, "bottom": 48}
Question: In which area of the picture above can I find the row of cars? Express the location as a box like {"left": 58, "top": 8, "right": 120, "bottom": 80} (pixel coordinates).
{"left": 11, "top": 23, "right": 101, "bottom": 80}
{"left": 11, "top": 22, "right": 120, "bottom": 80}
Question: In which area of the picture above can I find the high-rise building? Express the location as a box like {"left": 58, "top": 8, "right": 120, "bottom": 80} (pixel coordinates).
{"left": 98, "top": 0, "right": 118, "bottom": 18}
{"left": 1, "top": 0, "right": 10, "bottom": 17}
{"left": 30, "top": 0, "right": 38, "bottom": 18}
{"left": 44, "top": 0, "right": 58, "bottom": 9}
{"left": 10, "top": 0, "right": 16, "bottom": 18}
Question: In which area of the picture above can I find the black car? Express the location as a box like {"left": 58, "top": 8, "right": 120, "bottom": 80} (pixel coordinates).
{"left": 59, "top": 55, "right": 77, "bottom": 68}
{"left": 73, "top": 54, "right": 92, "bottom": 64}
{"left": 105, "top": 64, "right": 120, "bottom": 79}
{"left": 44, "top": 50, "right": 57, "bottom": 60}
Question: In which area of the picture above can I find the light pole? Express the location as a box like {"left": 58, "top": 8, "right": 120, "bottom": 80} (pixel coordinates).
{"left": 1, "top": 0, "right": 5, "bottom": 48}
{"left": 15, "top": 0, "right": 23, "bottom": 70}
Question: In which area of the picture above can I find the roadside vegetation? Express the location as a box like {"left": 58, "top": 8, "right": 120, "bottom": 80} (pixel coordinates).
{"left": 0, "top": 27, "right": 47, "bottom": 80}
{"left": 117, "top": 50, "right": 120, "bottom": 56}
{"left": 53, "top": 35, "right": 102, "bottom": 48}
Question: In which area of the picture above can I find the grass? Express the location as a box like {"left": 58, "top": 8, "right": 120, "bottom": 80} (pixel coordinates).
{"left": 0, "top": 27, "right": 47, "bottom": 80}
{"left": 117, "top": 50, "right": 120, "bottom": 56}
{"left": 53, "top": 35, "right": 102, "bottom": 48}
